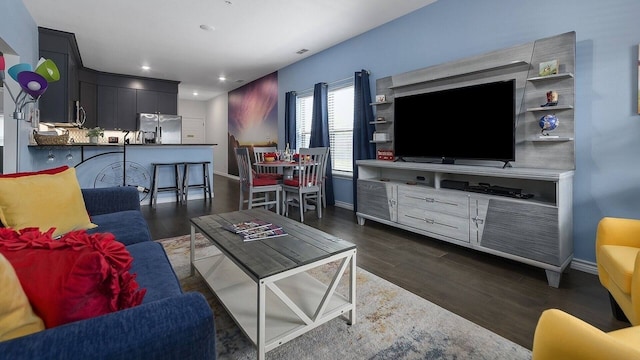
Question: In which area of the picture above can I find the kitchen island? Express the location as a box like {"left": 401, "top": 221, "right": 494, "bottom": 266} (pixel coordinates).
{"left": 27, "top": 143, "right": 217, "bottom": 204}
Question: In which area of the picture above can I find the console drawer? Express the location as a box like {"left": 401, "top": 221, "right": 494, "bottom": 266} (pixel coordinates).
{"left": 398, "top": 207, "right": 470, "bottom": 242}
{"left": 398, "top": 186, "right": 469, "bottom": 218}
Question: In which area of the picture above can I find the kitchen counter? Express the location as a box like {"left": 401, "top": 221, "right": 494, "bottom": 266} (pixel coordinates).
{"left": 27, "top": 144, "right": 216, "bottom": 205}
{"left": 29, "top": 143, "right": 218, "bottom": 147}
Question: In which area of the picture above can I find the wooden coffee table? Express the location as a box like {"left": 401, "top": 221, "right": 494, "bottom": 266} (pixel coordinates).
{"left": 190, "top": 208, "right": 357, "bottom": 359}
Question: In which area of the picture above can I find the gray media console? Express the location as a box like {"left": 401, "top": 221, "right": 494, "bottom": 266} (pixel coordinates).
{"left": 355, "top": 160, "right": 573, "bottom": 287}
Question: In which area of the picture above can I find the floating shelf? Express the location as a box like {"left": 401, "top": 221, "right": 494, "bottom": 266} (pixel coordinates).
{"left": 531, "top": 136, "right": 574, "bottom": 142}
{"left": 369, "top": 101, "right": 392, "bottom": 106}
{"left": 527, "top": 73, "right": 574, "bottom": 81}
{"left": 390, "top": 60, "right": 529, "bottom": 89}
{"left": 370, "top": 140, "right": 392, "bottom": 144}
{"left": 369, "top": 120, "right": 392, "bottom": 124}
{"left": 526, "top": 105, "right": 574, "bottom": 112}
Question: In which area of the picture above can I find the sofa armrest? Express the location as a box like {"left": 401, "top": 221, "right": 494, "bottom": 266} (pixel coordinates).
{"left": 532, "top": 308, "right": 640, "bottom": 360}
{"left": 82, "top": 186, "right": 142, "bottom": 216}
{"left": 0, "top": 292, "right": 216, "bottom": 360}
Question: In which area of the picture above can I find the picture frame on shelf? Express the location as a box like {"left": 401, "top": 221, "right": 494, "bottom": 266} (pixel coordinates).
{"left": 375, "top": 95, "right": 386, "bottom": 103}
{"left": 539, "top": 60, "right": 559, "bottom": 76}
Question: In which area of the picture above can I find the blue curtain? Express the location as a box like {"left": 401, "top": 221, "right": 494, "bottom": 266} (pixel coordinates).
{"left": 284, "top": 91, "right": 297, "bottom": 150}
{"left": 309, "top": 82, "right": 334, "bottom": 206}
{"left": 352, "top": 70, "right": 376, "bottom": 211}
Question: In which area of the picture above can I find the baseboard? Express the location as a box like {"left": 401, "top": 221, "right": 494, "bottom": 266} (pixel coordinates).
{"left": 334, "top": 200, "right": 353, "bottom": 211}
{"left": 571, "top": 258, "right": 597, "bottom": 275}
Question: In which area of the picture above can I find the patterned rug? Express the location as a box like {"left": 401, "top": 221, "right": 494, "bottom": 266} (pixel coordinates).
{"left": 157, "top": 234, "right": 532, "bottom": 360}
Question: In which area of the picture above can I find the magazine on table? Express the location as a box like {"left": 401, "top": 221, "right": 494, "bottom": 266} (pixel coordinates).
{"left": 222, "top": 219, "right": 287, "bottom": 241}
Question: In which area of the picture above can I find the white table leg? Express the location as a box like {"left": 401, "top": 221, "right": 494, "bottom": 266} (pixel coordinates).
{"left": 257, "top": 280, "right": 266, "bottom": 360}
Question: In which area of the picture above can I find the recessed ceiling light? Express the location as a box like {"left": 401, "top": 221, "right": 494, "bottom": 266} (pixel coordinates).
{"left": 193, "top": 91, "right": 199, "bottom": 96}
{"left": 199, "top": 24, "right": 215, "bottom": 31}
{"left": 141, "top": 65, "right": 150, "bottom": 70}
{"left": 219, "top": 76, "right": 226, "bottom": 81}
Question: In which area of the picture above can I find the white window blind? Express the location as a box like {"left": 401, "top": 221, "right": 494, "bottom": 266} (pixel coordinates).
{"left": 295, "top": 83, "right": 354, "bottom": 174}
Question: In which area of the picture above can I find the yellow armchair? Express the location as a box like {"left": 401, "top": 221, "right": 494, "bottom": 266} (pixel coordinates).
{"left": 532, "top": 309, "right": 640, "bottom": 360}
{"left": 596, "top": 216, "right": 640, "bottom": 325}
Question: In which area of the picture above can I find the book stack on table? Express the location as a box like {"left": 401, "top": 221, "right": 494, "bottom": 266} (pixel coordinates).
{"left": 222, "top": 219, "right": 288, "bottom": 241}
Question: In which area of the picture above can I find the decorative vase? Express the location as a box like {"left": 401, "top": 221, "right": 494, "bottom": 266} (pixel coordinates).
{"left": 89, "top": 136, "right": 98, "bottom": 144}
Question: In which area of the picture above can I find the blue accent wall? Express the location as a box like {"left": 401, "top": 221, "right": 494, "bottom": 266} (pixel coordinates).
{"left": 277, "top": 0, "right": 640, "bottom": 264}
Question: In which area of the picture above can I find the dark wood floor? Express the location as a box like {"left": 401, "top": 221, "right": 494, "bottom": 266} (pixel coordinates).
{"left": 141, "top": 174, "right": 629, "bottom": 350}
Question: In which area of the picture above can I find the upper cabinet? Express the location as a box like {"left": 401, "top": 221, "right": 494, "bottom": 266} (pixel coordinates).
{"left": 38, "top": 27, "right": 179, "bottom": 129}
{"left": 38, "top": 27, "right": 82, "bottom": 123}
{"left": 136, "top": 89, "right": 178, "bottom": 115}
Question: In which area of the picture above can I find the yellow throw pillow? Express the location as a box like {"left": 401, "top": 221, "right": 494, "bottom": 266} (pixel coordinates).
{"left": 0, "top": 253, "right": 45, "bottom": 341}
{"left": 0, "top": 167, "right": 97, "bottom": 237}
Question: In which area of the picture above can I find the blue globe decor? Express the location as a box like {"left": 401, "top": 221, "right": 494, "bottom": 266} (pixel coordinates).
{"left": 539, "top": 114, "right": 559, "bottom": 136}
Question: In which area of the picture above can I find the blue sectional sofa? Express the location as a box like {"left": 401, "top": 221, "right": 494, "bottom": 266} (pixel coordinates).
{"left": 0, "top": 186, "right": 216, "bottom": 360}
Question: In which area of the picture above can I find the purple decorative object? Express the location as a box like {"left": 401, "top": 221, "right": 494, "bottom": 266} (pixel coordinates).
{"left": 17, "top": 71, "right": 48, "bottom": 98}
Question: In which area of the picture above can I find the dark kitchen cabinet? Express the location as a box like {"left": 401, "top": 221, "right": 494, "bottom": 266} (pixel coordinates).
{"left": 79, "top": 81, "right": 97, "bottom": 129}
{"left": 38, "top": 28, "right": 81, "bottom": 123}
{"left": 96, "top": 86, "right": 137, "bottom": 130}
{"left": 117, "top": 88, "right": 137, "bottom": 130}
{"left": 136, "top": 89, "right": 178, "bottom": 115}
{"left": 97, "top": 86, "right": 117, "bottom": 130}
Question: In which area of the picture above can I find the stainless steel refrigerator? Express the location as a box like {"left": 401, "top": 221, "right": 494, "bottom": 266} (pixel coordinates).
{"left": 136, "top": 113, "right": 182, "bottom": 144}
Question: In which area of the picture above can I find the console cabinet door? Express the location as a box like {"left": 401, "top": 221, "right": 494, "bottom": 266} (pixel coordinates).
{"left": 397, "top": 186, "right": 470, "bottom": 242}
{"left": 357, "top": 179, "right": 397, "bottom": 222}
{"left": 475, "top": 197, "right": 561, "bottom": 266}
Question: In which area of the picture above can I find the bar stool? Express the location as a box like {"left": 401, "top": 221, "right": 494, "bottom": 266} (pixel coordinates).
{"left": 149, "top": 162, "right": 183, "bottom": 206}
{"left": 182, "top": 161, "right": 213, "bottom": 203}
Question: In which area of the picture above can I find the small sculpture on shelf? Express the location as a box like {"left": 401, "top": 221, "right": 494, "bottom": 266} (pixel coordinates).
{"left": 539, "top": 114, "right": 559, "bottom": 136}
{"left": 540, "top": 90, "right": 558, "bottom": 107}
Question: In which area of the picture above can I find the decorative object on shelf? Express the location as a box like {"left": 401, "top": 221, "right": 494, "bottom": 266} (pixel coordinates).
{"left": 372, "top": 132, "right": 390, "bottom": 142}
{"left": 376, "top": 116, "right": 385, "bottom": 122}
{"left": 540, "top": 90, "right": 559, "bottom": 107}
{"left": 108, "top": 136, "right": 119, "bottom": 144}
{"left": 0, "top": 54, "right": 60, "bottom": 123}
{"left": 539, "top": 114, "right": 559, "bottom": 136}
{"left": 33, "top": 130, "right": 70, "bottom": 145}
{"left": 86, "top": 127, "right": 104, "bottom": 144}
{"left": 375, "top": 94, "right": 386, "bottom": 103}
{"left": 376, "top": 149, "right": 394, "bottom": 161}
{"left": 538, "top": 60, "right": 559, "bottom": 77}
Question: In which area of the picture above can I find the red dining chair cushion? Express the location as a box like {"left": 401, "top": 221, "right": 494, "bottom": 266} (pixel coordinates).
{"left": 253, "top": 177, "right": 279, "bottom": 186}
{"left": 256, "top": 173, "right": 283, "bottom": 180}
{"left": 283, "top": 177, "right": 316, "bottom": 187}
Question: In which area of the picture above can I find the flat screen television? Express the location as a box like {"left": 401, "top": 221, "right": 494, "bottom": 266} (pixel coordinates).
{"left": 393, "top": 79, "right": 516, "bottom": 166}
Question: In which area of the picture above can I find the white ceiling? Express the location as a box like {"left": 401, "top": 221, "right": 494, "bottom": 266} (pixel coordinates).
{"left": 21, "top": 0, "right": 436, "bottom": 101}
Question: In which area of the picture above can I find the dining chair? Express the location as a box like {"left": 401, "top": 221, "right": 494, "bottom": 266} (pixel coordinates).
{"left": 305, "top": 146, "right": 330, "bottom": 209}
{"left": 282, "top": 147, "right": 328, "bottom": 223}
{"left": 235, "top": 147, "right": 282, "bottom": 214}
{"left": 252, "top": 146, "right": 283, "bottom": 181}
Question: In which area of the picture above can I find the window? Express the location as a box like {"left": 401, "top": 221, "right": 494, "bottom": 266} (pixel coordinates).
{"left": 295, "top": 83, "right": 354, "bottom": 174}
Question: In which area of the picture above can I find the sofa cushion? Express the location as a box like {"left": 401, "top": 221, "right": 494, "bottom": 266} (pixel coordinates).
{"left": 88, "top": 210, "right": 152, "bottom": 246}
{"left": 126, "top": 241, "right": 183, "bottom": 303}
{"left": 0, "top": 228, "right": 146, "bottom": 328}
{"left": 0, "top": 167, "right": 97, "bottom": 238}
{"left": 0, "top": 253, "right": 45, "bottom": 341}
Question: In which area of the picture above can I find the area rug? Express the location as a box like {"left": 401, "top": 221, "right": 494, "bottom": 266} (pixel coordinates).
{"left": 157, "top": 234, "right": 532, "bottom": 360}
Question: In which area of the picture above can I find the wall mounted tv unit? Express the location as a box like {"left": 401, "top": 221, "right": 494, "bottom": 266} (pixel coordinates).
{"left": 393, "top": 79, "right": 516, "bottom": 167}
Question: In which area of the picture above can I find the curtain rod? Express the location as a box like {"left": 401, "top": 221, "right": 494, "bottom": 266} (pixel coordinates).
{"left": 296, "top": 70, "right": 370, "bottom": 95}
